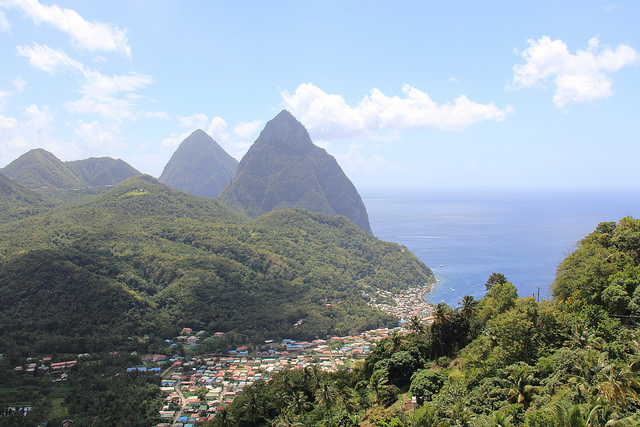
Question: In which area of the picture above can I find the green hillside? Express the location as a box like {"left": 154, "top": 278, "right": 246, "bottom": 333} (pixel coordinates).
{"left": 1, "top": 148, "right": 87, "bottom": 190}
{"left": 0, "top": 172, "right": 53, "bottom": 221}
{"left": 159, "top": 129, "right": 238, "bottom": 198}
{"left": 218, "top": 217, "right": 640, "bottom": 426}
{"left": 66, "top": 156, "right": 141, "bottom": 187}
{"left": 0, "top": 175, "right": 433, "bottom": 357}
{"left": 220, "top": 110, "right": 372, "bottom": 233}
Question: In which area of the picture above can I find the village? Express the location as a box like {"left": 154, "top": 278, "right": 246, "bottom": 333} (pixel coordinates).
{"left": 154, "top": 285, "right": 435, "bottom": 426}
{"left": 8, "top": 285, "right": 435, "bottom": 427}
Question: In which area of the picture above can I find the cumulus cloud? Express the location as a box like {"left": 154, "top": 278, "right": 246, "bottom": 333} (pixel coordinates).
{"left": 3, "top": 0, "right": 131, "bottom": 58}
{"left": 281, "top": 83, "right": 511, "bottom": 140}
{"left": 74, "top": 119, "right": 124, "bottom": 151}
{"left": 178, "top": 113, "right": 209, "bottom": 130}
{"left": 0, "top": 104, "right": 65, "bottom": 166}
{"left": 512, "top": 36, "right": 639, "bottom": 108}
{"left": 233, "top": 120, "right": 263, "bottom": 139}
{"left": 65, "top": 71, "right": 154, "bottom": 122}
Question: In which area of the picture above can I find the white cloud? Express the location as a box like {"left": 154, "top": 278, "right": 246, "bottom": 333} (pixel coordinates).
{"left": 160, "top": 131, "right": 190, "bottom": 150}
{"left": 233, "top": 119, "right": 263, "bottom": 139}
{"left": 281, "top": 83, "right": 512, "bottom": 140}
{"left": 0, "top": 10, "right": 9, "bottom": 31}
{"left": 17, "top": 42, "right": 85, "bottom": 74}
{"left": 12, "top": 76, "right": 26, "bottom": 92}
{"left": 512, "top": 36, "right": 639, "bottom": 108}
{"left": 178, "top": 113, "right": 209, "bottom": 130}
{"left": 66, "top": 71, "right": 154, "bottom": 121}
{"left": 74, "top": 119, "right": 124, "bottom": 151}
{"left": 0, "top": 104, "right": 67, "bottom": 167}
{"left": 3, "top": 0, "right": 131, "bottom": 58}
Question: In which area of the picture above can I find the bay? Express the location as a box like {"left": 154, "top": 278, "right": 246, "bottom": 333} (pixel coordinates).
{"left": 363, "top": 189, "right": 640, "bottom": 308}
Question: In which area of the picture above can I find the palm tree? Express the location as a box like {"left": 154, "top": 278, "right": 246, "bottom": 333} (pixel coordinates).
{"left": 315, "top": 380, "right": 339, "bottom": 413}
{"left": 596, "top": 362, "right": 640, "bottom": 409}
{"left": 459, "top": 295, "right": 479, "bottom": 319}
{"left": 433, "top": 302, "right": 452, "bottom": 325}
{"left": 553, "top": 403, "right": 587, "bottom": 427}
{"left": 272, "top": 413, "right": 304, "bottom": 427}
{"left": 503, "top": 364, "right": 539, "bottom": 409}
{"left": 408, "top": 315, "right": 426, "bottom": 335}
{"left": 285, "top": 391, "right": 311, "bottom": 416}
{"left": 214, "top": 408, "right": 235, "bottom": 427}
{"left": 564, "top": 324, "right": 604, "bottom": 350}
{"left": 338, "top": 387, "right": 358, "bottom": 416}
{"left": 241, "top": 392, "right": 264, "bottom": 426}
{"left": 441, "top": 400, "right": 474, "bottom": 426}
{"left": 385, "top": 330, "right": 407, "bottom": 353}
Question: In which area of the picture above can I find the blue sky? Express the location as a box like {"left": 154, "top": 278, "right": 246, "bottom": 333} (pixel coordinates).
{"left": 0, "top": 1, "right": 638, "bottom": 190}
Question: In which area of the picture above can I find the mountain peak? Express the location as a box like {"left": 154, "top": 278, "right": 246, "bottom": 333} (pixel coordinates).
{"left": 219, "top": 111, "right": 372, "bottom": 233}
{"left": 253, "top": 110, "right": 314, "bottom": 154}
{"left": 159, "top": 129, "right": 238, "bottom": 198}
{"left": 1, "top": 148, "right": 87, "bottom": 189}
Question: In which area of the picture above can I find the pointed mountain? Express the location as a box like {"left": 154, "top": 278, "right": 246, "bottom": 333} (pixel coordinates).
{"left": 66, "top": 157, "right": 141, "bottom": 187}
{"left": 159, "top": 129, "right": 239, "bottom": 198}
{"left": 1, "top": 148, "right": 87, "bottom": 189}
{"left": 219, "top": 110, "right": 372, "bottom": 233}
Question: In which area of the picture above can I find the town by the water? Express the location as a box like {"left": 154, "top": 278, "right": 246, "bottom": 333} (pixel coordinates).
{"left": 11, "top": 285, "right": 434, "bottom": 426}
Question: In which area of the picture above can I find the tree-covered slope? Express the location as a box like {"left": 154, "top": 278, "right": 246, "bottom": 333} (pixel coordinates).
{"left": 219, "top": 110, "right": 372, "bottom": 233}
{"left": 219, "top": 218, "right": 640, "bottom": 427}
{"left": 0, "top": 176, "right": 433, "bottom": 356}
{"left": 66, "top": 156, "right": 141, "bottom": 186}
{"left": 159, "top": 129, "right": 238, "bottom": 198}
{"left": 1, "top": 148, "right": 87, "bottom": 189}
{"left": 0, "top": 172, "right": 53, "bottom": 221}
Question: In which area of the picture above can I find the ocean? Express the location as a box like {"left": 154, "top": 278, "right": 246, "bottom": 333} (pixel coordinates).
{"left": 363, "top": 189, "right": 640, "bottom": 308}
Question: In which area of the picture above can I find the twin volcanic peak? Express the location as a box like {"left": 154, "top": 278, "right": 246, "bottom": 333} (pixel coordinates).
{"left": 219, "top": 110, "right": 372, "bottom": 234}
{"left": 159, "top": 129, "right": 239, "bottom": 199}
{"left": 1, "top": 148, "right": 140, "bottom": 189}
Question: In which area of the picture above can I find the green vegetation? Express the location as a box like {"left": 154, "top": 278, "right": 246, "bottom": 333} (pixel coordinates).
{"left": 0, "top": 353, "right": 162, "bottom": 426}
{"left": 65, "top": 156, "right": 141, "bottom": 187}
{"left": 219, "top": 110, "right": 372, "bottom": 233}
{"left": 216, "top": 218, "right": 640, "bottom": 426}
{"left": 159, "top": 129, "right": 238, "bottom": 199}
{"left": 1, "top": 148, "right": 87, "bottom": 190}
{"left": 0, "top": 175, "right": 433, "bottom": 361}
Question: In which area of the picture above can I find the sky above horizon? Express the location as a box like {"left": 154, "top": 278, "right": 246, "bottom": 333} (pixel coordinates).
{"left": 0, "top": 1, "right": 639, "bottom": 191}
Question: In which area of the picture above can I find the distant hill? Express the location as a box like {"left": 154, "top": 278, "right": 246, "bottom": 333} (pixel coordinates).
{"left": 159, "top": 129, "right": 238, "bottom": 198}
{"left": 0, "top": 175, "right": 432, "bottom": 354}
{"left": 1, "top": 148, "right": 87, "bottom": 189}
{"left": 219, "top": 110, "right": 372, "bottom": 233}
{"left": 66, "top": 157, "right": 141, "bottom": 187}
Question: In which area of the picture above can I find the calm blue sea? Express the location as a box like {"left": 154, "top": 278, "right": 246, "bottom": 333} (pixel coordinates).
{"left": 363, "top": 189, "right": 640, "bottom": 308}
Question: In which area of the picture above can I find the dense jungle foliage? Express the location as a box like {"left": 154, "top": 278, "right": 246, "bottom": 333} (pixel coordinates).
{"left": 211, "top": 217, "right": 640, "bottom": 426}
{"left": 0, "top": 352, "right": 163, "bottom": 426}
{"left": 0, "top": 175, "right": 433, "bottom": 360}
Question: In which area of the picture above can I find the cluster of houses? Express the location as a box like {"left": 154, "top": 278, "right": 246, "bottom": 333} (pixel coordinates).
{"left": 368, "top": 285, "right": 434, "bottom": 323}
{"left": 154, "top": 327, "right": 400, "bottom": 425}
{"left": 13, "top": 356, "right": 79, "bottom": 376}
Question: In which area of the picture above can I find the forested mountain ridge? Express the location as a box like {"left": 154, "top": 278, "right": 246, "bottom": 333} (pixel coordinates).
{"left": 0, "top": 175, "right": 434, "bottom": 358}
{"left": 65, "top": 156, "right": 141, "bottom": 187}
{"left": 1, "top": 148, "right": 88, "bottom": 189}
{"left": 219, "top": 110, "right": 373, "bottom": 233}
{"left": 216, "top": 216, "right": 640, "bottom": 426}
{"left": 1, "top": 148, "right": 142, "bottom": 207}
{"left": 159, "top": 129, "right": 239, "bottom": 198}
